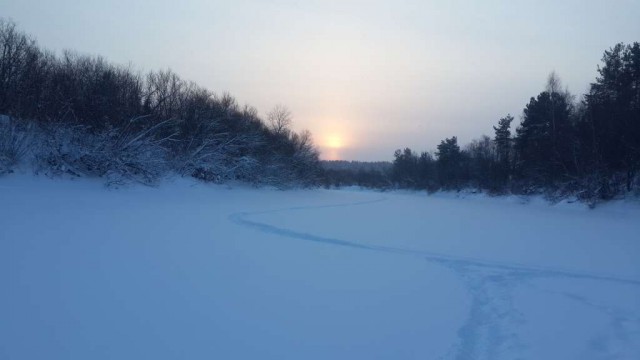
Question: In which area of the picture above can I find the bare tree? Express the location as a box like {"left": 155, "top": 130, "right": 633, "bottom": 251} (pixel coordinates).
{"left": 546, "top": 71, "right": 562, "bottom": 94}
{"left": 0, "top": 19, "right": 40, "bottom": 115}
{"left": 267, "top": 104, "right": 291, "bottom": 136}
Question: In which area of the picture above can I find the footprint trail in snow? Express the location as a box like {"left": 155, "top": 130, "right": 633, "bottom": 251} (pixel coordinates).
{"left": 229, "top": 196, "right": 640, "bottom": 359}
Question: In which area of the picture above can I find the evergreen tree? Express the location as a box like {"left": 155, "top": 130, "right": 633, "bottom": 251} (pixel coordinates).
{"left": 515, "top": 76, "right": 575, "bottom": 183}
{"left": 417, "top": 151, "right": 436, "bottom": 190}
{"left": 493, "top": 114, "right": 513, "bottom": 184}
{"left": 436, "top": 136, "right": 463, "bottom": 188}
{"left": 583, "top": 42, "right": 640, "bottom": 190}
{"left": 392, "top": 148, "right": 419, "bottom": 187}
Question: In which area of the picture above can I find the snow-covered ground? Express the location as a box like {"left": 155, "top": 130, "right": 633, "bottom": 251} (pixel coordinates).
{"left": 1, "top": 175, "right": 639, "bottom": 359}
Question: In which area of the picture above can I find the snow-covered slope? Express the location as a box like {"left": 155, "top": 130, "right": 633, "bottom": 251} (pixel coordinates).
{"left": 1, "top": 175, "right": 639, "bottom": 359}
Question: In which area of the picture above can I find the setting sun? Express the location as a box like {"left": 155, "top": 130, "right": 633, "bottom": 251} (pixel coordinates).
{"left": 325, "top": 135, "right": 344, "bottom": 149}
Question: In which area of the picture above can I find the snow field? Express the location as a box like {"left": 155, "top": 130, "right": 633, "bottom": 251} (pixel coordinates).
{"left": 1, "top": 175, "right": 639, "bottom": 359}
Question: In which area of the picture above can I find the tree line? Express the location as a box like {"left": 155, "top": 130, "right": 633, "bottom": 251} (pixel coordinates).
{"left": 2, "top": 19, "right": 638, "bottom": 202}
{"left": 325, "top": 43, "right": 640, "bottom": 205}
{"left": 321, "top": 160, "right": 391, "bottom": 188}
{"left": 0, "top": 20, "right": 321, "bottom": 186}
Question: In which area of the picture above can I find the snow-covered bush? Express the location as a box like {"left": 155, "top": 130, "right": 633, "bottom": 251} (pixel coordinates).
{"left": 0, "top": 116, "right": 33, "bottom": 175}
{"left": 190, "top": 155, "right": 261, "bottom": 184}
{"left": 172, "top": 119, "right": 266, "bottom": 184}
{"left": 35, "top": 119, "right": 173, "bottom": 186}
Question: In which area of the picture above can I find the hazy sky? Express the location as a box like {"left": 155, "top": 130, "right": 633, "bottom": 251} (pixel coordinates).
{"left": 2, "top": 0, "right": 639, "bottom": 160}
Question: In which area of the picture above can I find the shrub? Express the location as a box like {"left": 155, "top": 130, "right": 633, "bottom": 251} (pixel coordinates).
{"left": 35, "top": 119, "right": 173, "bottom": 186}
{"left": 0, "top": 116, "right": 33, "bottom": 175}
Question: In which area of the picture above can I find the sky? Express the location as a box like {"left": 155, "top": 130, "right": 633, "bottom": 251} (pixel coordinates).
{"left": 2, "top": 0, "right": 639, "bottom": 161}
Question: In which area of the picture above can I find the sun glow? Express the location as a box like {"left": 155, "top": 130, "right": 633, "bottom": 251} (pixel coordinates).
{"left": 317, "top": 120, "right": 354, "bottom": 160}
{"left": 325, "top": 135, "right": 344, "bottom": 149}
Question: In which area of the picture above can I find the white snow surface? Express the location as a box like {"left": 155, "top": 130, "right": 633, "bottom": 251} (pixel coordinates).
{"left": 1, "top": 175, "right": 639, "bottom": 359}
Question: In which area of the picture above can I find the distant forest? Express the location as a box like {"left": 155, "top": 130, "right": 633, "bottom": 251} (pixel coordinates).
{"left": 324, "top": 43, "right": 640, "bottom": 205}
{"left": 0, "top": 20, "right": 321, "bottom": 187}
{"left": 1, "top": 20, "right": 639, "bottom": 204}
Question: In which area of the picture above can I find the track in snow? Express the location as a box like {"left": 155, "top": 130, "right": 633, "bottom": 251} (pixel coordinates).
{"left": 229, "top": 196, "right": 640, "bottom": 359}
{"left": 230, "top": 198, "right": 639, "bottom": 286}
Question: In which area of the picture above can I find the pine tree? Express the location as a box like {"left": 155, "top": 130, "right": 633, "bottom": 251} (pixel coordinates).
{"left": 436, "top": 136, "right": 463, "bottom": 188}
{"left": 584, "top": 42, "right": 640, "bottom": 190}
{"left": 515, "top": 75, "right": 575, "bottom": 183}
{"left": 493, "top": 114, "right": 513, "bottom": 184}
